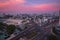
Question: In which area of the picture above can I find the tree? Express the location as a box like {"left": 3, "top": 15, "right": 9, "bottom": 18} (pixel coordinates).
{"left": 6, "top": 25, "right": 16, "bottom": 35}
{"left": 48, "top": 34, "right": 57, "bottom": 40}
{"left": 48, "top": 27, "right": 57, "bottom": 40}
{"left": 0, "top": 22, "right": 7, "bottom": 30}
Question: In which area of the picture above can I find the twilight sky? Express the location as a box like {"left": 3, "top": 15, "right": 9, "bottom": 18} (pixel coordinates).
{"left": 0, "top": 0, "right": 60, "bottom": 14}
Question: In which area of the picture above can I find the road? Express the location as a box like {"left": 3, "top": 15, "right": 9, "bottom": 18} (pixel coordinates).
{"left": 10, "top": 19, "right": 59, "bottom": 40}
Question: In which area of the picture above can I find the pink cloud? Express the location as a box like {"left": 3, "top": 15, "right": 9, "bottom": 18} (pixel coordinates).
{"left": 14, "top": 3, "right": 59, "bottom": 12}
{"left": 0, "top": 2, "right": 60, "bottom": 13}
{"left": 9, "top": 0, "right": 26, "bottom": 4}
{"left": 0, "top": 0, "right": 26, "bottom": 7}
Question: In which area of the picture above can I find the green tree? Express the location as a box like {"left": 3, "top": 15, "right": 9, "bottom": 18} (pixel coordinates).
{"left": 0, "top": 22, "right": 7, "bottom": 30}
{"left": 48, "top": 27, "right": 57, "bottom": 40}
{"left": 6, "top": 25, "right": 16, "bottom": 35}
{"left": 48, "top": 34, "right": 57, "bottom": 40}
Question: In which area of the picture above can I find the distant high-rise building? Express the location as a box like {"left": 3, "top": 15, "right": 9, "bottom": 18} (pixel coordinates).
{"left": 59, "top": 11, "right": 60, "bottom": 24}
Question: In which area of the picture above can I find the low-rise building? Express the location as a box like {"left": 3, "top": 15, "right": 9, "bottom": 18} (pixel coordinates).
{"left": 3, "top": 19, "right": 23, "bottom": 25}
